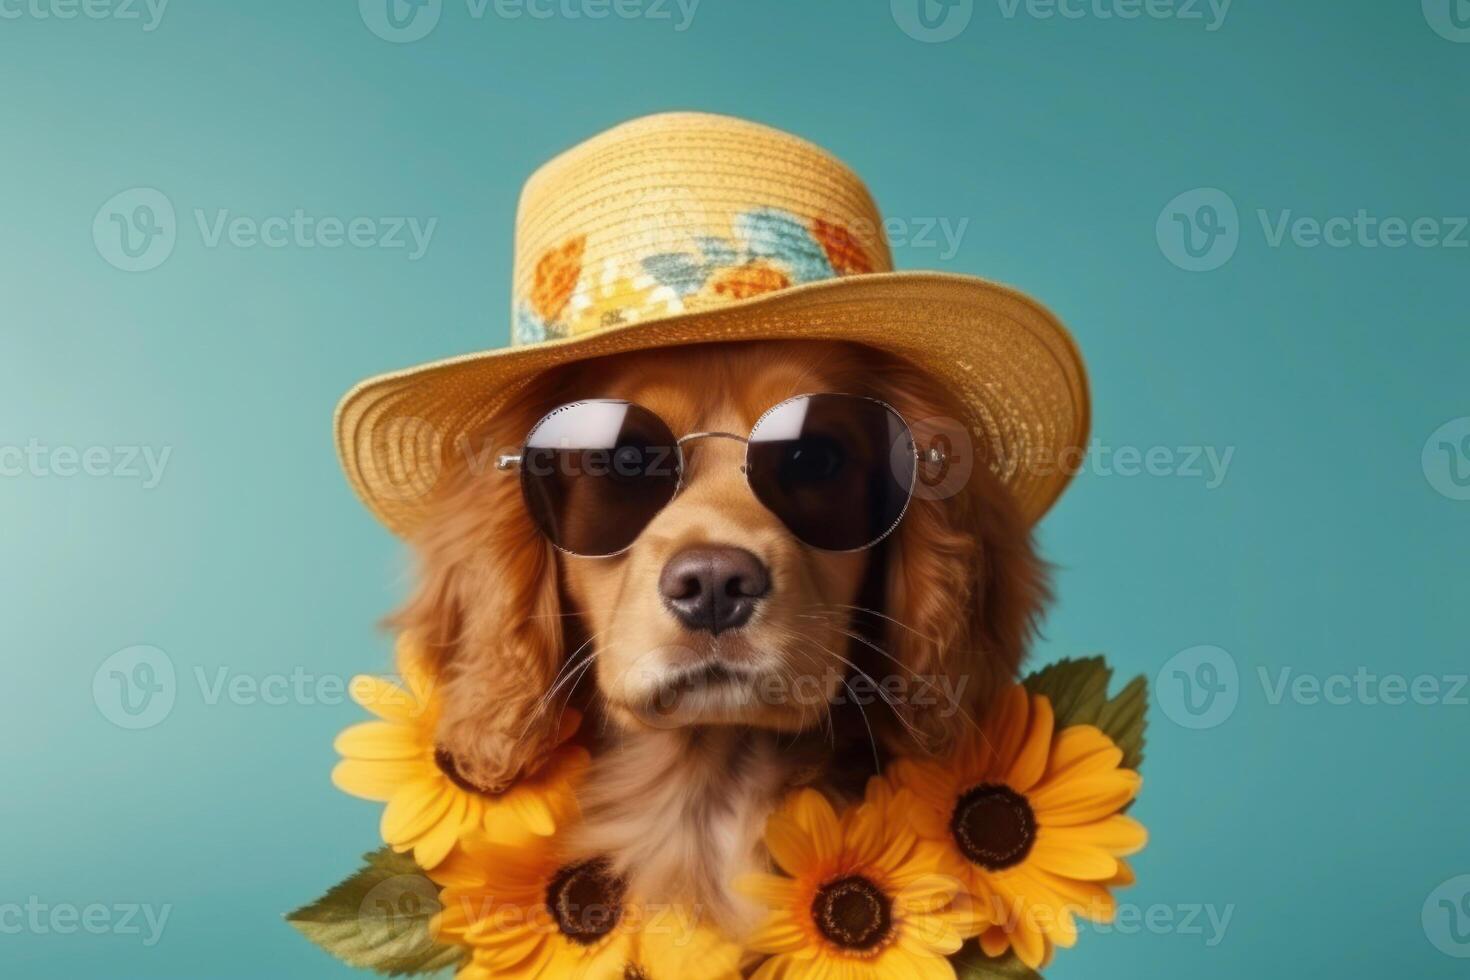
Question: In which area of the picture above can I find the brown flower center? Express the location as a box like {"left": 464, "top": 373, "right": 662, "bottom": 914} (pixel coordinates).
{"left": 432, "top": 747, "right": 499, "bottom": 795}
{"left": 950, "top": 783, "right": 1037, "bottom": 871}
{"left": 546, "top": 859, "right": 625, "bottom": 946}
{"left": 811, "top": 875, "right": 893, "bottom": 951}
{"left": 623, "top": 966, "right": 650, "bottom": 980}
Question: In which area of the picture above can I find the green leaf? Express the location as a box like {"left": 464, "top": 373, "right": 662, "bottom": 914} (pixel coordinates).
{"left": 287, "top": 847, "right": 467, "bottom": 976}
{"left": 952, "top": 942, "right": 1044, "bottom": 979}
{"left": 1023, "top": 656, "right": 1147, "bottom": 771}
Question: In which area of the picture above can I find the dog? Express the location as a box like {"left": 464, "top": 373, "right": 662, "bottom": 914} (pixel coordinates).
{"left": 389, "top": 338, "right": 1049, "bottom": 932}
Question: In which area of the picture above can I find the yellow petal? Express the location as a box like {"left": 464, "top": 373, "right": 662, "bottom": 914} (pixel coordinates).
{"left": 932, "top": 898, "right": 990, "bottom": 940}
{"left": 1028, "top": 772, "right": 1140, "bottom": 824}
{"left": 883, "top": 943, "right": 956, "bottom": 980}
{"left": 1032, "top": 868, "right": 1117, "bottom": 923}
{"left": 979, "top": 925, "right": 1010, "bottom": 958}
{"left": 508, "top": 789, "right": 556, "bottom": 837}
{"left": 333, "top": 720, "right": 422, "bottom": 760}
{"left": 895, "top": 874, "right": 961, "bottom": 913}
{"left": 1045, "top": 815, "right": 1148, "bottom": 855}
{"left": 986, "top": 685, "right": 1030, "bottom": 772}
{"left": 1006, "top": 868, "right": 1077, "bottom": 947}
{"left": 414, "top": 791, "right": 468, "bottom": 868}
{"left": 348, "top": 675, "right": 424, "bottom": 723}
{"left": 889, "top": 759, "right": 957, "bottom": 813}
{"left": 765, "top": 813, "right": 818, "bottom": 877}
{"left": 471, "top": 922, "right": 546, "bottom": 965}
{"left": 738, "top": 873, "right": 800, "bottom": 908}
{"left": 845, "top": 801, "right": 912, "bottom": 871}
{"left": 1043, "top": 726, "right": 1122, "bottom": 783}
{"left": 1008, "top": 914, "right": 1046, "bottom": 970}
{"left": 752, "top": 955, "right": 807, "bottom": 980}
{"left": 786, "top": 789, "right": 842, "bottom": 867}
{"left": 482, "top": 930, "right": 556, "bottom": 974}
{"left": 897, "top": 910, "right": 964, "bottom": 957}
{"left": 331, "top": 759, "right": 421, "bottom": 802}
{"left": 747, "top": 918, "right": 813, "bottom": 954}
{"left": 1026, "top": 838, "right": 1118, "bottom": 881}
{"left": 380, "top": 778, "right": 451, "bottom": 844}
{"left": 1006, "top": 695, "right": 1053, "bottom": 792}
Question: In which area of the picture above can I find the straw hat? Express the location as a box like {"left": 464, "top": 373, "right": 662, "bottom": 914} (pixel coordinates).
{"left": 336, "top": 112, "right": 1089, "bottom": 536}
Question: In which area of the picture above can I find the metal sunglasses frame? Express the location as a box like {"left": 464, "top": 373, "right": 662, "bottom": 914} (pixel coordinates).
{"left": 496, "top": 392, "right": 945, "bottom": 557}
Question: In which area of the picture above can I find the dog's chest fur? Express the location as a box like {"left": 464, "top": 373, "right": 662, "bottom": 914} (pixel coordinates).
{"left": 572, "top": 728, "right": 827, "bottom": 932}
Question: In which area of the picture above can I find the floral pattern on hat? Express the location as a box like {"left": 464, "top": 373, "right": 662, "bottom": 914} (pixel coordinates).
{"left": 512, "top": 208, "right": 878, "bottom": 345}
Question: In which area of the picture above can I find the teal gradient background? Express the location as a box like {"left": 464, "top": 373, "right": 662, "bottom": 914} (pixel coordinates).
{"left": 4, "top": 1, "right": 1467, "bottom": 976}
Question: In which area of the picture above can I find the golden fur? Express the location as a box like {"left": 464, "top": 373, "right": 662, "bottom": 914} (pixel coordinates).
{"left": 390, "top": 340, "right": 1049, "bottom": 929}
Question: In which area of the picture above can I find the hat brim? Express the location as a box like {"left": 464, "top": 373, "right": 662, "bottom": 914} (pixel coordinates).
{"left": 335, "top": 271, "right": 1089, "bottom": 537}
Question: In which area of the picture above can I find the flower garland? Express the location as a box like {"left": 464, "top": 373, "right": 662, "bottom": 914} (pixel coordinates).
{"left": 290, "top": 637, "right": 1148, "bottom": 979}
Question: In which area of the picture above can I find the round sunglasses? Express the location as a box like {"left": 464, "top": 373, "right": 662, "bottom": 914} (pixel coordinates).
{"left": 496, "top": 393, "right": 941, "bottom": 558}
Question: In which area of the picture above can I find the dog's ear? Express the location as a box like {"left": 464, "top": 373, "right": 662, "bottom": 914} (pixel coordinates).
{"left": 388, "top": 398, "right": 567, "bottom": 794}
{"left": 874, "top": 373, "right": 1051, "bottom": 757}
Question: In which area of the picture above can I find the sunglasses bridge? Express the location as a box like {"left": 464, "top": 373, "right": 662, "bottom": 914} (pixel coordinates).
{"left": 495, "top": 431, "right": 944, "bottom": 472}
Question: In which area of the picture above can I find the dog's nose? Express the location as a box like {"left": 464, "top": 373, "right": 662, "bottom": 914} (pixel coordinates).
{"left": 658, "top": 547, "right": 770, "bottom": 634}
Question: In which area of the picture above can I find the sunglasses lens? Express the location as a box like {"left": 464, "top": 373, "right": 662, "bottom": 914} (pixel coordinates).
{"left": 520, "top": 401, "right": 680, "bottom": 556}
{"left": 747, "top": 394, "right": 916, "bottom": 551}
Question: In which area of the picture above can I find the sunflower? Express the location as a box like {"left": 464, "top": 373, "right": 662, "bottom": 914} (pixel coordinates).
{"left": 331, "top": 634, "right": 589, "bottom": 869}
{"left": 435, "top": 835, "right": 739, "bottom": 980}
{"left": 434, "top": 833, "right": 629, "bottom": 978}
{"left": 739, "top": 785, "right": 984, "bottom": 980}
{"left": 889, "top": 684, "right": 1147, "bottom": 970}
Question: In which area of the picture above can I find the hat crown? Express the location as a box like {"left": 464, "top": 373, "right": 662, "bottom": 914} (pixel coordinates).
{"left": 511, "top": 112, "right": 893, "bottom": 346}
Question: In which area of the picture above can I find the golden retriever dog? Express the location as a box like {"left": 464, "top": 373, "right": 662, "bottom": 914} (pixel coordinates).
{"left": 391, "top": 339, "right": 1049, "bottom": 931}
